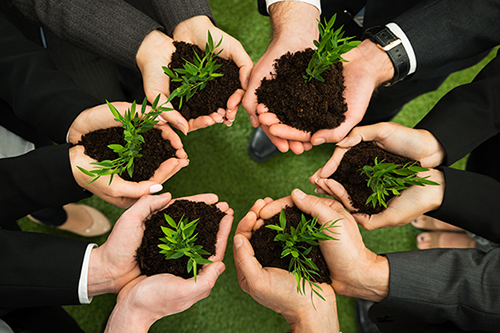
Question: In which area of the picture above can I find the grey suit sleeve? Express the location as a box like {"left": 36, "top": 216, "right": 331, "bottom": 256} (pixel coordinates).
{"left": 149, "top": 0, "right": 215, "bottom": 36}
{"left": 381, "top": 247, "right": 500, "bottom": 332}
{"left": 5, "top": 0, "right": 163, "bottom": 69}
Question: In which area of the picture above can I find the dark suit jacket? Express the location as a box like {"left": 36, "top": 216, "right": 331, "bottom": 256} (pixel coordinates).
{"left": 1, "top": 0, "right": 215, "bottom": 70}
{"left": 0, "top": 15, "right": 95, "bottom": 313}
{"left": 373, "top": 53, "right": 500, "bottom": 332}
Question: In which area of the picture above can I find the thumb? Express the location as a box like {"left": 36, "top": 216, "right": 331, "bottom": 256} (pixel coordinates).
{"left": 233, "top": 234, "right": 261, "bottom": 292}
{"left": 197, "top": 261, "right": 226, "bottom": 290}
{"left": 112, "top": 178, "right": 166, "bottom": 198}
{"left": 291, "top": 188, "right": 343, "bottom": 225}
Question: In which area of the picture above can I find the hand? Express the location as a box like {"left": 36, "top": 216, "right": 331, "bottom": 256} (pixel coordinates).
{"left": 101, "top": 192, "right": 233, "bottom": 333}
{"left": 242, "top": 1, "right": 319, "bottom": 154}
{"left": 262, "top": 39, "right": 394, "bottom": 148}
{"left": 170, "top": 15, "right": 253, "bottom": 131}
{"left": 88, "top": 192, "right": 233, "bottom": 296}
{"left": 234, "top": 195, "right": 339, "bottom": 332}
{"left": 68, "top": 102, "right": 188, "bottom": 209}
{"left": 104, "top": 262, "right": 225, "bottom": 333}
{"left": 135, "top": 29, "right": 190, "bottom": 135}
{"left": 289, "top": 189, "right": 389, "bottom": 302}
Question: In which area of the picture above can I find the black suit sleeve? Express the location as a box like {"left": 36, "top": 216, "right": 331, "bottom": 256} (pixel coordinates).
{"left": 415, "top": 52, "right": 500, "bottom": 166}
{"left": 0, "top": 14, "right": 99, "bottom": 144}
{"left": 392, "top": 0, "right": 500, "bottom": 76}
{"left": 0, "top": 229, "right": 89, "bottom": 308}
{"left": 381, "top": 247, "right": 500, "bottom": 332}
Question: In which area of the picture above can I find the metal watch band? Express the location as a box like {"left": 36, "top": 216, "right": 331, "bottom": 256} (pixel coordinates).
{"left": 363, "top": 26, "right": 410, "bottom": 85}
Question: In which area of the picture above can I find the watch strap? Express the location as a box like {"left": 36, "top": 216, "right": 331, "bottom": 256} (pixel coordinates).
{"left": 363, "top": 26, "right": 410, "bottom": 85}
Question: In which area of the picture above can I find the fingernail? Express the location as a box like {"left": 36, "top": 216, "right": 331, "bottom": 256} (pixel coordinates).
{"left": 314, "top": 177, "right": 320, "bottom": 184}
{"left": 227, "top": 122, "right": 233, "bottom": 127}
{"left": 314, "top": 138, "right": 325, "bottom": 146}
{"left": 157, "top": 115, "right": 168, "bottom": 123}
{"left": 314, "top": 188, "right": 319, "bottom": 193}
{"left": 234, "top": 235, "right": 243, "bottom": 249}
{"left": 337, "top": 137, "right": 348, "bottom": 146}
{"left": 150, "top": 184, "right": 163, "bottom": 194}
{"left": 177, "top": 123, "right": 187, "bottom": 135}
{"left": 293, "top": 188, "right": 306, "bottom": 199}
{"left": 183, "top": 159, "right": 190, "bottom": 167}
{"left": 250, "top": 115, "right": 257, "bottom": 127}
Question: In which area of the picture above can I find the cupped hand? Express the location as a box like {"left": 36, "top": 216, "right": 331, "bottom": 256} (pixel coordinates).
{"left": 289, "top": 189, "right": 389, "bottom": 302}
{"left": 310, "top": 122, "right": 445, "bottom": 191}
{"left": 68, "top": 102, "right": 188, "bottom": 209}
{"left": 170, "top": 15, "right": 253, "bottom": 130}
{"left": 104, "top": 262, "right": 225, "bottom": 333}
{"left": 88, "top": 193, "right": 173, "bottom": 296}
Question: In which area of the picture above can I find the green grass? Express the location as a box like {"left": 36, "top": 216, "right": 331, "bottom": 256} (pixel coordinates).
{"left": 16, "top": 2, "right": 497, "bottom": 332}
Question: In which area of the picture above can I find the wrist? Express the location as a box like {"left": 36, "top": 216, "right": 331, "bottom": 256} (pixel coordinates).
{"left": 354, "top": 39, "right": 394, "bottom": 86}
{"left": 87, "top": 247, "right": 119, "bottom": 297}
{"left": 422, "top": 168, "right": 445, "bottom": 212}
{"left": 284, "top": 297, "right": 339, "bottom": 332}
{"left": 104, "top": 292, "right": 154, "bottom": 333}
{"left": 332, "top": 250, "right": 389, "bottom": 302}
{"left": 269, "top": 1, "right": 320, "bottom": 46}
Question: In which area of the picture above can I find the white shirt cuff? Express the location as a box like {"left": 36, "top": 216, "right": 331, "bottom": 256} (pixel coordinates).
{"left": 265, "top": 0, "right": 321, "bottom": 15}
{"left": 79, "top": 243, "right": 98, "bottom": 304}
{"left": 386, "top": 22, "right": 417, "bottom": 75}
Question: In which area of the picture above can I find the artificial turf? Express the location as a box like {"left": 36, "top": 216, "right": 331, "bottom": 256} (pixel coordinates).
{"left": 16, "top": 1, "right": 497, "bottom": 331}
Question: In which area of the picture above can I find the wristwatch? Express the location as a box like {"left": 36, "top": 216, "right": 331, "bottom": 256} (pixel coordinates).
{"left": 363, "top": 26, "right": 410, "bottom": 85}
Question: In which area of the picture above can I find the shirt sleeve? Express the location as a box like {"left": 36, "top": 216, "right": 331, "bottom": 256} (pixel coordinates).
{"left": 78, "top": 243, "right": 98, "bottom": 304}
{"left": 264, "top": 0, "right": 321, "bottom": 14}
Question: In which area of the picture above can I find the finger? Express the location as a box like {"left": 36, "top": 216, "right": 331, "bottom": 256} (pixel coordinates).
{"left": 269, "top": 124, "right": 311, "bottom": 142}
{"left": 233, "top": 234, "right": 260, "bottom": 293}
{"left": 261, "top": 125, "right": 289, "bottom": 152}
{"left": 150, "top": 158, "right": 188, "bottom": 184}
{"left": 121, "top": 192, "right": 173, "bottom": 224}
{"left": 212, "top": 214, "right": 234, "bottom": 262}
{"left": 235, "top": 210, "right": 258, "bottom": 239}
{"left": 259, "top": 196, "right": 294, "bottom": 219}
{"left": 188, "top": 116, "right": 216, "bottom": 132}
{"left": 288, "top": 140, "right": 305, "bottom": 155}
{"left": 172, "top": 193, "right": 219, "bottom": 206}
{"left": 227, "top": 89, "right": 245, "bottom": 116}
{"left": 158, "top": 109, "right": 189, "bottom": 136}
{"left": 195, "top": 261, "right": 226, "bottom": 296}
{"left": 156, "top": 123, "right": 184, "bottom": 150}
{"left": 290, "top": 188, "right": 345, "bottom": 225}
{"left": 318, "top": 146, "right": 349, "bottom": 179}
{"left": 258, "top": 112, "right": 280, "bottom": 125}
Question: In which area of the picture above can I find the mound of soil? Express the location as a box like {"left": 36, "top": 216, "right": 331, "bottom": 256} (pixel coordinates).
{"left": 136, "top": 199, "right": 225, "bottom": 278}
{"left": 329, "top": 141, "right": 418, "bottom": 215}
{"left": 78, "top": 126, "right": 176, "bottom": 182}
{"left": 250, "top": 205, "right": 332, "bottom": 285}
{"left": 169, "top": 41, "right": 241, "bottom": 120}
{"left": 256, "top": 49, "right": 347, "bottom": 134}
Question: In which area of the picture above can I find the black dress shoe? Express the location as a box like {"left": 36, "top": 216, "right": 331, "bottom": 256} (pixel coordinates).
{"left": 248, "top": 127, "right": 280, "bottom": 162}
{"left": 355, "top": 298, "right": 381, "bottom": 333}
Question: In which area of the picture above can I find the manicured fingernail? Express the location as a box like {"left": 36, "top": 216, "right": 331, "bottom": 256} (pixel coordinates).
{"left": 183, "top": 159, "right": 190, "bottom": 167}
{"left": 234, "top": 235, "right": 243, "bottom": 249}
{"left": 294, "top": 188, "right": 306, "bottom": 199}
{"left": 314, "top": 138, "right": 325, "bottom": 146}
{"left": 314, "top": 188, "right": 319, "bottom": 193}
{"left": 314, "top": 177, "right": 320, "bottom": 184}
{"left": 227, "top": 122, "right": 233, "bottom": 127}
{"left": 157, "top": 115, "right": 168, "bottom": 123}
{"left": 150, "top": 184, "right": 163, "bottom": 194}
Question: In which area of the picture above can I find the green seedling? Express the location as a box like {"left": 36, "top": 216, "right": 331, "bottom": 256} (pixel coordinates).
{"left": 360, "top": 157, "right": 440, "bottom": 208}
{"left": 78, "top": 94, "right": 172, "bottom": 185}
{"left": 158, "top": 214, "right": 213, "bottom": 282}
{"left": 266, "top": 210, "right": 339, "bottom": 307}
{"left": 163, "top": 31, "right": 224, "bottom": 109}
{"left": 304, "top": 13, "right": 360, "bottom": 83}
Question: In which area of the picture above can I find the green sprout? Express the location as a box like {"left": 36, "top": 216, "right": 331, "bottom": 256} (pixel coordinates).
{"left": 303, "top": 14, "right": 360, "bottom": 83}
{"left": 163, "top": 31, "right": 224, "bottom": 110}
{"left": 158, "top": 214, "right": 213, "bottom": 282}
{"left": 266, "top": 210, "right": 339, "bottom": 307}
{"left": 77, "top": 94, "right": 172, "bottom": 185}
{"left": 360, "top": 157, "right": 440, "bottom": 209}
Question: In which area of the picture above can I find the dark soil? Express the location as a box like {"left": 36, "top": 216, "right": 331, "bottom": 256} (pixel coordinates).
{"left": 169, "top": 41, "right": 241, "bottom": 120}
{"left": 250, "top": 205, "right": 332, "bottom": 285}
{"left": 136, "top": 199, "right": 225, "bottom": 278}
{"left": 77, "top": 126, "right": 176, "bottom": 182}
{"left": 256, "top": 48, "right": 347, "bottom": 134}
{"left": 329, "top": 141, "right": 419, "bottom": 215}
